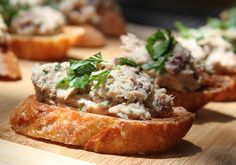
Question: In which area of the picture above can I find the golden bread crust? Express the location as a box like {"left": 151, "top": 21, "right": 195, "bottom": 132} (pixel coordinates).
{"left": 66, "top": 25, "right": 106, "bottom": 47}
{"left": 10, "top": 95, "right": 194, "bottom": 155}
{"left": 97, "top": 6, "right": 126, "bottom": 37}
{"left": 167, "top": 75, "right": 234, "bottom": 112}
{"left": 213, "top": 75, "right": 236, "bottom": 101}
{"left": 0, "top": 51, "right": 21, "bottom": 80}
{"left": 9, "top": 27, "right": 83, "bottom": 61}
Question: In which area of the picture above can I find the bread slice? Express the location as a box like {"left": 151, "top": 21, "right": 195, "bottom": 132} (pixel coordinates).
{"left": 65, "top": 25, "right": 106, "bottom": 47}
{"left": 213, "top": 75, "right": 236, "bottom": 102}
{"left": 0, "top": 51, "right": 21, "bottom": 80}
{"left": 9, "top": 27, "right": 83, "bottom": 61}
{"left": 10, "top": 95, "right": 194, "bottom": 155}
{"left": 97, "top": 5, "right": 126, "bottom": 37}
{"left": 167, "top": 75, "right": 234, "bottom": 112}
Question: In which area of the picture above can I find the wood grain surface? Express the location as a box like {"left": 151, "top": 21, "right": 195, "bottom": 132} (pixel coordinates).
{"left": 0, "top": 24, "right": 236, "bottom": 164}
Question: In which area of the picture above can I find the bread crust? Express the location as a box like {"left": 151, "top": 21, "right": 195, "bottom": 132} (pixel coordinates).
{"left": 213, "top": 75, "right": 236, "bottom": 102}
{"left": 167, "top": 75, "right": 234, "bottom": 112}
{"left": 0, "top": 51, "right": 21, "bottom": 80}
{"left": 10, "top": 95, "right": 194, "bottom": 155}
{"left": 97, "top": 5, "right": 126, "bottom": 37}
{"left": 9, "top": 27, "right": 83, "bottom": 61}
{"left": 66, "top": 25, "right": 106, "bottom": 47}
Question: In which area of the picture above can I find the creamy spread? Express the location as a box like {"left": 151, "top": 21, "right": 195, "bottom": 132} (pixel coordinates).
{"left": 11, "top": 6, "right": 65, "bottom": 36}
{"left": 0, "top": 15, "right": 8, "bottom": 51}
{"left": 121, "top": 33, "right": 205, "bottom": 92}
{"left": 10, "top": 0, "right": 44, "bottom": 7}
{"left": 32, "top": 61, "right": 173, "bottom": 120}
{"left": 120, "top": 33, "right": 151, "bottom": 64}
{"left": 58, "top": 0, "right": 100, "bottom": 25}
{"left": 177, "top": 27, "right": 236, "bottom": 74}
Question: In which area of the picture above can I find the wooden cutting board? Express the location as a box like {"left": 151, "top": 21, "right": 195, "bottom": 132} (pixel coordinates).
{"left": 0, "top": 25, "right": 236, "bottom": 164}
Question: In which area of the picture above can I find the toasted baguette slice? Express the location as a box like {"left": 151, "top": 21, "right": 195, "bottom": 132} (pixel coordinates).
{"left": 97, "top": 5, "right": 126, "bottom": 37}
{"left": 65, "top": 25, "right": 106, "bottom": 47}
{"left": 9, "top": 27, "right": 83, "bottom": 61}
{"left": 0, "top": 51, "right": 21, "bottom": 80}
{"left": 10, "top": 95, "right": 194, "bottom": 155}
{"left": 167, "top": 75, "right": 234, "bottom": 112}
{"left": 213, "top": 75, "right": 236, "bottom": 102}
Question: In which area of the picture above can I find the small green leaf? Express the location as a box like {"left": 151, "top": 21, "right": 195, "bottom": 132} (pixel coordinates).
{"left": 69, "top": 74, "right": 90, "bottom": 89}
{"left": 90, "top": 70, "right": 111, "bottom": 89}
{"left": 56, "top": 76, "right": 73, "bottom": 88}
{"left": 118, "top": 57, "right": 138, "bottom": 67}
{"left": 143, "top": 29, "right": 176, "bottom": 73}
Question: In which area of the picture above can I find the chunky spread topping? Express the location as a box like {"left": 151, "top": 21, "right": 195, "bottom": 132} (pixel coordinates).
{"left": 0, "top": 15, "right": 8, "bottom": 52}
{"left": 9, "top": 0, "right": 44, "bottom": 7}
{"left": 32, "top": 53, "right": 174, "bottom": 120}
{"left": 58, "top": 0, "right": 100, "bottom": 25}
{"left": 176, "top": 23, "right": 236, "bottom": 74}
{"left": 11, "top": 6, "right": 65, "bottom": 36}
{"left": 121, "top": 30, "right": 205, "bottom": 92}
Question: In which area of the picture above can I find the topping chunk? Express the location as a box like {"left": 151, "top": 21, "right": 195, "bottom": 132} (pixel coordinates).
{"left": 11, "top": 6, "right": 65, "bottom": 35}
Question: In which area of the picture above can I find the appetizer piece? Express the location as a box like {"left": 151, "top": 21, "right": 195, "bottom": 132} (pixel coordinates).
{"left": 10, "top": 54, "right": 194, "bottom": 155}
{"left": 46, "top": 0, "right": 126, "bottom": 47}
{"left": 56, "top": 0, "right": 106, "bottom": 47}
{"left": 176, "top": 22, "right": 236, "bottom": 101}
{"left": 119, "top": 31, "right": 233, "bottom": 112}
{"left": 9, "top": 6, "right": 83, "bottom": 61}
{"left": 0, "top": 15, "right": 21, "bottom": 80}
{"left": 208, "top": 7, "right": 236, "bottom": 51}
{"left": 96, "top": 0, "right": 126, "bottom": 37}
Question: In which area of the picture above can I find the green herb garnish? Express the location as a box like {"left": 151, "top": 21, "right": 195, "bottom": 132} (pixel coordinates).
{"left": 223, "top": 36, "right": 236, "bottom": 53}
{"left": 175, "top": 21, "right": 204, "bottom": 40}
{"left": 142, "top": 29, "right": 176, "bottom": 72}
{"left": 118, "top": 57, "right": 138, "bottom": 67}
{"left": 57, "top": 53, "right": 111, "bottom": 90}
{"left": 0, "top": 0, "right": 29, "bottom": 25}
{"left": 207, "top": 18, "right": 228, "bottom": 30}
{"left": 208, "top": 7, "right": 236, "bottom": 30}
{"left": 90, "top": 70, "right": 111, "bottom": 89}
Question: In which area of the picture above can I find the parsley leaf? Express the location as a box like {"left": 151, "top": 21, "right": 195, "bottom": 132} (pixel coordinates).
{"left": 208, "top": 7, "right": 236, "bottom": 30}
{"left": 143, "top": 29, "right": 176, "bottom": 72}
{"left": 175, "top": 21, "right": 204, "bottom": 40}
{"left": 207, "top": 18, "right": 227, "bottom": 30}
{"left": 69, "top": 52, "right": 102, "bottom": 76}
{"left": 56, "top": 53, "right": 110, "bottom": 90}
{"left": 69, "top": 74, "right": 90, "bottom": 89}
{"left": 90, "top": 70, "right": 111, "bottom": 89}
{"left": 118, "top": 57, "right": 138, "bottom": 67}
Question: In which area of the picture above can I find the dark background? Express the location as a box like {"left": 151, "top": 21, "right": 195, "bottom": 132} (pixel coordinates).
{"left": 118, "top": 0, "right": 236, "bottom": 29}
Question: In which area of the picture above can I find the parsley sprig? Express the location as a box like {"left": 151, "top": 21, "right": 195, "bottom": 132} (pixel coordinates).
{"left": 57, "top": 52, "right": 111, "bottom": 90}
{"left": 175, "top": 21, "right": 204, "bottom": 40}
{"left": 208, "top": 7, "right": 236, "bottom": 30}
{"left": 142, "top": 30, "right": 176, "bottom": 72}
{"left": 118, "top": 57, "right": 138, "bottom": 67}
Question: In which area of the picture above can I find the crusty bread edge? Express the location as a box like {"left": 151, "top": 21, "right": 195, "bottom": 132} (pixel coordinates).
{"left": 9, "top": 27, "right": 83, "bottom": 61}
{"left": 167, "top": 75, "right": 234, "bottom": 112}
{"left": 10, "top": 95, "right": 195, "bottom": 155}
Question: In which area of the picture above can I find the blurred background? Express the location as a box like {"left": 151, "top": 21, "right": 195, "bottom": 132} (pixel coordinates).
{"left": 119, "top": 0, "right": 236, "bottom": 29}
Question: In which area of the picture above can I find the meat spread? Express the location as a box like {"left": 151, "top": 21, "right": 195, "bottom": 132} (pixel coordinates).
{"left": 32, "top": 59, "right": 173, "bottom": 120}
{"left": 11, "top": 6, "right": 65, "bottom": 36}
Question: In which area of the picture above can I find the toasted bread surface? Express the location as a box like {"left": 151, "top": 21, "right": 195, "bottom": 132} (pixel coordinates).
{"left": 66, "top": 25, "right": 106, "bottom": 47}
{"left": 213, "top": 75, "right": 236, "bottom": 102}
{"left": 167, "top": 75, "right": 234, "bottom": 112}
{"left": 9, "top": 27, "right": 83, "bottom": 61}
{"left": 10, "top": 95, "right": 194, "bottom": 155}
{"left": 0, "top": 51, "right": 21, "bottom": 80}
{"left": 97, "top": 6, "right": 126, "bottom": 37}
